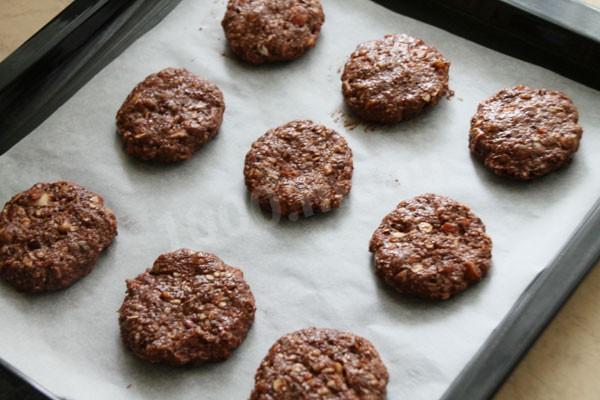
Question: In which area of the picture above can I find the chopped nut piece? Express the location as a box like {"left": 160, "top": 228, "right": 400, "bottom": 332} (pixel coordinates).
{"left": 333, "top": 362, "right": 343, "bottom": 373}
{"left": 170, "top": 130, "right": 188, "bottom": 138}
{"left": 441, "top": 222, "right": 459, "bottom": 234}
{"left": 36, "top": 193, "right": 50, "bottom": 206}
{"left": 290, "top": 8, "right": 309, "bottom": 26}
{"left": 257, "top": 45, "right": 270, "bottom": 56}
{"left": 418, "top": 222, "right": 433, "bottom": 233}
{"left": 396, "top": 270, "right": 408, "bottom": 282}
{"left": 326, "top": 380, "right": 338, "bottom": 389}
{"left": 57, "top": 221, "right": 73, "bottom": 234}
{"left": 317, "top": 387, "right": 330, "bottom": 395}
{"left": 160, "top": 291, "right": 174, "bottom": 301}
{"left": 291, "top": 363, "right": 303, "bottom": 372}
{"left": 411, "top": 263, "right": 425, "bottom": 273}
{"left": 464, "top": 261, "right": 481, "bottom": 280}
{"left": 272, "top": 378, "right": 286, "bottom": 392}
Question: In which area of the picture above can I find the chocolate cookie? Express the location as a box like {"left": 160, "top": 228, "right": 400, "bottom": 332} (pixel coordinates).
{"left": 0, "top": 182, "right": 117, "bottom": 293}
{"left": 369, "top": 194, "right": 492, "bottom": 300}
{"left": 244, "top": 120, "right": 353, "bottom": 217}
{"left": 119, "top": 249, "right": 256, "bottom": 365}
{"left": 469, "top": 86, "right": 583, "bottom": 180}
{"left": 222, "top": 0, "right": 324, "bottom": 64}
{"left": 342, "top": 34, "right": 451, "bottom": 124}
{"left": 250, "top": 327, "right": 388, "bottom": 399}
{"left": 116, "top": 68, "right": 225, "bottom": 162}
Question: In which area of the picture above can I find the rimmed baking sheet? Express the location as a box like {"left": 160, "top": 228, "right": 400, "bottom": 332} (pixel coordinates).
{"left": 0, "top": 0, "right": 599, "bottom": 399}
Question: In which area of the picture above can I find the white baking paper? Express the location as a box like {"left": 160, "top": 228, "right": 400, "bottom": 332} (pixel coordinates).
{"left": 0, "top": 1, "right": 599, "bottom": 399}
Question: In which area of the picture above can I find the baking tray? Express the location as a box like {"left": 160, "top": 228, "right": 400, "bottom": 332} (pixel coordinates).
{"left": 0, "top": 0, "right": 599, "bottom": 399}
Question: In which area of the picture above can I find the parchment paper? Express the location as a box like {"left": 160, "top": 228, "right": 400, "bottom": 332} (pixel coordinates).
{"left": 1, "top": 1, "right": 599, "bottom": 399}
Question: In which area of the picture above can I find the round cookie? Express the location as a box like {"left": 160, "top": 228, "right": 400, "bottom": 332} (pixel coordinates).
{"left": 244, "top": 120, "right": 353, "bottom": 217}
{"left": 469, "top": 86, "right": 583, "bottom": 180}
{"left": 369, "top": 194, "right": 492, "bottom": 300}
{"left": 116, "top": 68, "right": 225, "bottom": 162}
{"left": 222, "top": 0, "right": 325, "bottom": 64}
{"left": 0, "top": 181, "right": 117, "bottom": 293}
{"left": 250, "top": 327, "right": 388, "bottom": 399}
{"left": 342, "top": 34, "right": 451, "bottom": 123}
{"left": 119, "top": 249, "right": 256, "bottom": 365}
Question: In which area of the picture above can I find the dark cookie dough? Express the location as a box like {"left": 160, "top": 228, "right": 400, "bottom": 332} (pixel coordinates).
{"left": 342, "top": 34, "right": 451, "bottom": 124}
{"left": 250, "top": 327, "right": 388, "bottom": 400}
{"left": 244, "top": 120, "right": 353, "bottom": 217}
{"left": 119, "top": 249, "right": 256, "bottom": 365}
{"left": 222, "top": 0, "right": 324, "bottom": 64}
{"left": 469, "top": 86, "right": 583, "bottom": 180}
{"left": 369, "top": 194, "right": 492, "bottom": 300}
{"left": 0, "top": 182, "right": 117, "bottom": 293}
{"left": 116, "top": 68, "right": 225, "bottom": 162}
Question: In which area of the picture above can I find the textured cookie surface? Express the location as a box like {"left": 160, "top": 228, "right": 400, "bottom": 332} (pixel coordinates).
{"left": 116, "top": 68, "right": 225, "bottom": 162}
{"left": 222, "top": 0, "right": 324, "bottom": 64}
{"left": 469, "top": 86, "right": 583, "bottom": 180}
{"left": 244, "top": 120, "right": 353, "bottom": 217}
{"left": 369, "top": 194, "right": 492, "bottom": 300}
{"left": 119, "top": 249, "right": 256, "bottom": 365}
{"left": 251, "top": 327, "right": 388, "bottom": 399}
{"left": 0, "top": 181, "right": 117, "bottom": 293}
{"left": 342, "top": 34, "right": 451, "bottom": 123}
